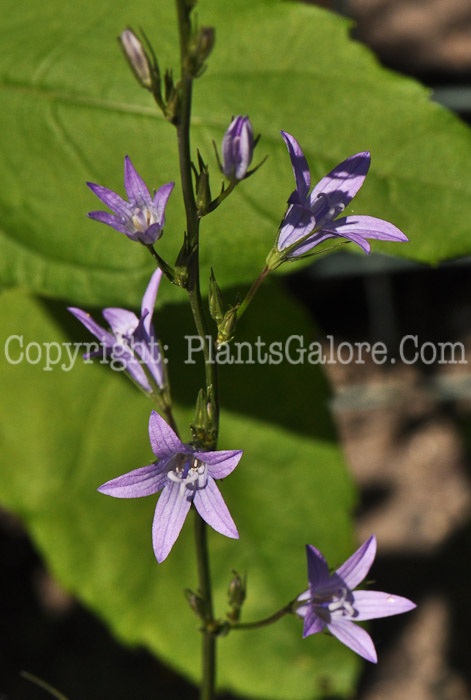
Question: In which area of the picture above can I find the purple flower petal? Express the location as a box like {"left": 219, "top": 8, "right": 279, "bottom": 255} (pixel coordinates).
{"left": 68, "top": 307, "right": 115, "bottom": 346}
{"left": 102, "top": 308, "right": 139, "bottom": 337}
{"left": 336, "top": 535, "right": 376, "bottom": 589}
{"left": 152, "top": 482, "right": 192, "bottom": 562}
{"left": 124, "top": 155, "right": 152, "bottom": 207}
{"left": 87, "top": 182, "right": 132, "bottom": 219}
{"left": 302, "top": 604, "right": 325, "bottom": 637}
{"left": 194, "top": 449, "right": 243, "bottom": 478}
{"left": 306, "top": 544, "right": 331, "bottom": 590}
{"left": 193, "top": 475, "right": 238, "bottom": 538}
{"left": 351, "top": 590, "right": 417, "bottom": 621}
{"left": 309, "top": 151, "right": 370, "bottom": 212}
{"left": 328, "top": 619, "right": 377, "bottom": 663}
{"left": 148, "top": 410, "right": 185, "bottom": 459}
{"left": 140, "top": 268, "right": 163, "bottom": 335}
{"left": 153, "top": 182, "right": 175, "bottom": 223}
{"left": 87, "top": 210, "right": 131, "bottom": 236}
{"left": 327, "top": 214, "right": 408, "bottom": 244}
{"left": 222, "top": 116, "right": 254, "bottom": 180}
{"left": 97, "top": 462, "right": 167, "bottom": 498}
{"left": 281, "top": 131, "right": 311, "bottom": 200}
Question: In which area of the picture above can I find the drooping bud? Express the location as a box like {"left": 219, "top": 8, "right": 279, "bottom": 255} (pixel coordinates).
{"left": 221, "top": 116, "right": 254, "bottom": 181}
{"left": 119, "top": 29, "right": 154, "bottom": 90}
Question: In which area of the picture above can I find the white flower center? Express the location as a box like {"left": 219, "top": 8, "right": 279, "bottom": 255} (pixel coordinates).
{"left": 132, "top": 206, "right": 157, "bottom": 232}
{"left": 167, "top": 455, "right": 207, "bottom": 498}
{"left": 311, "top": 192, "right": 345, "bottom": 225}
{"left": 313, "top": 585, "right": 355, "bottom": 621}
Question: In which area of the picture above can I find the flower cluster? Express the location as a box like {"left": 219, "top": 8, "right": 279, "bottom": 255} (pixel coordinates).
{"left": 79, "top": 113, "right": 415, "bottom": 664}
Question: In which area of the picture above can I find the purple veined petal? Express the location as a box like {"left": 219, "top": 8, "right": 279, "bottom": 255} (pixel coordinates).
{"left": 327, "top": 215, "right": 409, "bottom": 244}
{"left": 193, "top": 475, "right": 238, "bottom": 538}
{"left": 102, "top": 308, "right": 139, "bottom": 338}
{"left": 335, "top": 535, "right": 376, "bottom": 589}
{"left": 140, "top": 268, "right": 163, "bottom": 333}
{"left": 235, "top": 118, "right": 254, "bottom": 179}
{"left": 302, "top": 605, "right": 325, "bottom": 638}
{"left": 277, "top": 204, "right": 316, "bottom": 251}
{"left": 306, "top": 544, "right": 331, "bottom": 591}
{"left": 135, "top": 224, "right": 161, "bottom": 245}
{"left": 148, "top": 410, "right": 185, "bottom": 459}
{"left": 97, "top": 461, "right": 167, "bottom": 498}
{"left": 328, "top": 619, "right": 377, "bottom": 663}
{"left": 124, "top": 155, "right": 152, "bottom": 207}
{"left": 124, "top": 354, "right": 153, "bottom": 393}
{"left": 102, "top": 308, "right": 139, "bottom": 337}
{"left": 309, "top": 151, "right": 370, "bottom": 213}
{"left": 153, "top": 181, "right": 175, "bottom": 224}
{"left": 222, "top": 116, "right": 241, "bottom": 176}
{"left": 131, "top": 333, "right": 164, "bottom": 390}
{"left": 152, "top": 481, "right": 192, "bottom": 562}
{"left": 68, "top": 307, "right": 115, "bottom": 346}
{"left": 87, "top": 182, "right": 132, "bottom": 219}
{"left": 351, "top": 590, "right": 416, "bottom": 621}
{"left": 87, "top": 210, "right": 132, "bottom": 236}
{"left": 281, "top": 131, "right": 311, "bottom": 200}
{"left": 194, "top": 449, "right": 243, "bottom": 479}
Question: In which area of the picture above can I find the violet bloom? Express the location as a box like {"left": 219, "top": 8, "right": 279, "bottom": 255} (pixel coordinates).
{"left": 222, "top": 116, "right": 254, "bottom": 181}
{"left": 98, "top": 410, "right": 242, "bottom": 563}
{"left": 68, "top": 268, "right": 164, "bottom": 394}
{"left": 87, "top": 156, "right": 174, "bottom": 244}
{"left": 296, "top": 535, "right": 416, "bottom": 663}
{"left": 268, "top": 132, "right": 408, "bottom": 267}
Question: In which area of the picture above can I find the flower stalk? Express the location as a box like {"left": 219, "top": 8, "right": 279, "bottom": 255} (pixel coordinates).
{"left": 174, "top": 1, "right": 219, "bottom": 697}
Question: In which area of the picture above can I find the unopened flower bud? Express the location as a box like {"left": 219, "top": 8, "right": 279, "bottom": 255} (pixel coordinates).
{"left": 209, "top": 269, "right": 224, "bottom": 324}
{"left": 227, "top": 570, "right": 247, "bottom": 623}
{"left": 185, "top": 588, "right": 206, "bottom": 620}
{"left": 186, "top": 26, "right": 215, "bottom": 78}
{"left": 119, "top": 29, "right": 153, "bottom": 89}
{"left": 228, "top": 570, "right": 246, "bottom": 608}
{"left": 216, "top": 305, "right": 238, "bottom": 347}
{"left": 222, "top": 116, "right": 254, "bottom": 181}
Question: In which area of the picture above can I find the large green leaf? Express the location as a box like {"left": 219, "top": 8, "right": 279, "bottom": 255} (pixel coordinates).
{"left": 1, "top": 0, "right": 470, "bottom": 308}
{"left": 0, "top": 283, "right": 358, "bottom": 699}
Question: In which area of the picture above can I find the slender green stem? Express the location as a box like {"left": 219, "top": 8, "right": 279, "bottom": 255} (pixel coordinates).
{"left": 237, "top": 265, "right": 271, "bottom": 320}
{"left": 174, "top": 2, "right": 219, "bottom": 698}
{"left": 194, "top": 513, "right": 216, "bottom": 700}
{"left": 231, "top": 600, "right": 297, "bottom": 631}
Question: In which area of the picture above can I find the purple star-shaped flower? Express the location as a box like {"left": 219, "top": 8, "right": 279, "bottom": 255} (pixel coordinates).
{"left": 98, "top": 411, "right": 242, "bottom": 562}
{"left": 296, "top": 535, "right": 416, "bottom": 663}
{"left": 68, "top": 268, "right": 164, "bottom": 394}
{"left": 87, "top": 156, "right": 174, "bottom": 244}
{"left": 271, "top": 132, "right": 408, "bottom": 264}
